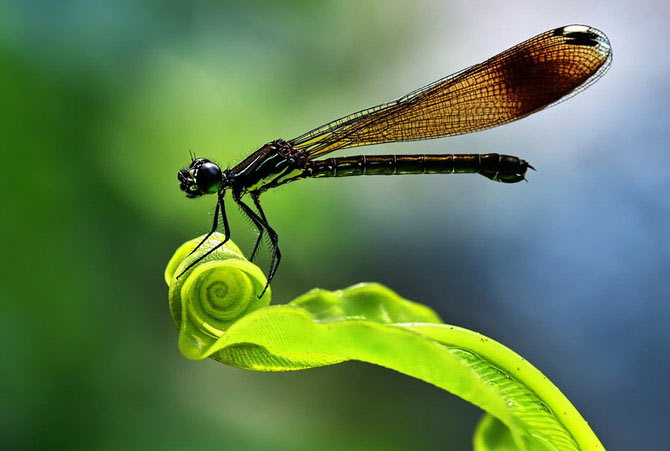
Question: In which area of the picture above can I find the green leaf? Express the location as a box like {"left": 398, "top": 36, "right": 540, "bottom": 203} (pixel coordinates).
{"left": 166, "top": 233, "right": 604, "bottom": 450}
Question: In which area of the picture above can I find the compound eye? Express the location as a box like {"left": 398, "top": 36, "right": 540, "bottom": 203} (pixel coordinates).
{"left": 195, "top": 162, "right": 222, "bottom": 194}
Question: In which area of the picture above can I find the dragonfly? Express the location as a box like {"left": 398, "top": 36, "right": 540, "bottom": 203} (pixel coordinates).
{"left": 177, "top": 24, "right": 611, "bottom": 295}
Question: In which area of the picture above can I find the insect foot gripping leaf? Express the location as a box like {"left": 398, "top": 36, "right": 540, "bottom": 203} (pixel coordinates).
{"left": 165, "top": 235, "right": 605, "bottom": 451}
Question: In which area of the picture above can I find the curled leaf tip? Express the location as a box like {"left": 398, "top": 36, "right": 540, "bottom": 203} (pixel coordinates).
{"left": 166, "top": 233, "right": 270, "bottom": 359}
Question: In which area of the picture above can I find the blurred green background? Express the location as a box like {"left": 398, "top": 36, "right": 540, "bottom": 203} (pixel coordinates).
{"left": 2, "top": 1, "right": 668, "bottom": 449}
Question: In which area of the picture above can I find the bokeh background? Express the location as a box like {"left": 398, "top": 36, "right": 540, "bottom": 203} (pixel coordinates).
{"left": 2, "top": 0, "right": 668, "bottom": 449}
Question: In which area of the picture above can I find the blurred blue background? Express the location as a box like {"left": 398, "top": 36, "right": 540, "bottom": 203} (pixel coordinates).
{"left": 2, "top": 0, "right": 668, "bottom": 449}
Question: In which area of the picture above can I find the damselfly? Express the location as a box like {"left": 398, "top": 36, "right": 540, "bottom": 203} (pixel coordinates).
{"left": 177, "top": 25, "right": 611, "bottom": 294}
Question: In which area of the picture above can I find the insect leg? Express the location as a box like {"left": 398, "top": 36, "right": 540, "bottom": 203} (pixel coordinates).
{"left": 218, "top": 190, "right": 231, "bottom": 242}
{"left": 234, "top": 195, "right": 279, "bottom": 297}
{"left": 250, "top": 196, "right": 281, "bottom": 291}
{"left": 251, "top": 195, "right": 276, "bottom": 263}
{"left": 252, "top": 196, "right": 281, "bottom": 288}
{"left": 176, "top": 192, "right": 231, "bottom": 279}
{"left": 185, "top": 197, "right": 220, "bottom": 258}
{"left": 249, "top": 193, "right": 265, "bottom": 261}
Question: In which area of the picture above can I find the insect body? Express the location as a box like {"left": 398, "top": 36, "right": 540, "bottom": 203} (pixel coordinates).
{"left": 177, "top": 25, "right": 612, "bottom": 294}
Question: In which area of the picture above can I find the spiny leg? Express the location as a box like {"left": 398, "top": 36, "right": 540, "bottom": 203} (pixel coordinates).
{"left": 248, "top": 192, "right": 265, "bottom": 262}
{"left": 251, "top": 196, "right": 281, "bottom": 289}
{"left": 251, "top": 194, "right": 278, "bottom": 270}
{"left": 234, "top": 195, "right": 280, "bottom": 297}
{"left": 185, "top": 199, "right": 220, "bottom": 259}
{"left": 233, "top": 195, "right": 265, "bottom": 262}
{"left": 217, "top": 190, "right": 231, "bottom": 241}
{"left": 176, "top": 191, "right": 231, "bottom": 278}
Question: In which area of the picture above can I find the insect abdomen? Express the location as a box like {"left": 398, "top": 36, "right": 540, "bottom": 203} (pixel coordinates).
{"left": 305, "top": 154, "right": 530, "bottom": 183}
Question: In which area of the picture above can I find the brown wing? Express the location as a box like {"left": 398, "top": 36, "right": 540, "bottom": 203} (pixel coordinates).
{"left": 290, "top": 25, "right": 611, "bottom": 158}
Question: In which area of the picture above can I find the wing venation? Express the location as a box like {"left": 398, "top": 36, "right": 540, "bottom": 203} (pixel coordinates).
{"left": 290, "top": 25, "right": 611, "bottom": 158}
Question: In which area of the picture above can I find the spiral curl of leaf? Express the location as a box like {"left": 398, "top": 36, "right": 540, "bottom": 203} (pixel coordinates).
{"left": 164, "top": 233, "right": 270, "bottom": 359}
